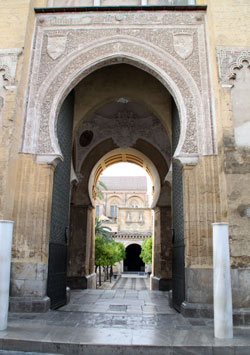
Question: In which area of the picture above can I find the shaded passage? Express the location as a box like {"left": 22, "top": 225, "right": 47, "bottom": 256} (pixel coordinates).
{"left": 124, "top": 244, "right": 145, "bottom": 272}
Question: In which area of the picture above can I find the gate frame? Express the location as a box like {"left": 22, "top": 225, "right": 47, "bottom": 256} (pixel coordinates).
{"left": 11, "top": 8, "right": 218, "bottom": 313}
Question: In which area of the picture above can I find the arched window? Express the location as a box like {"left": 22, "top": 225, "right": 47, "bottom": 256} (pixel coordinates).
{"left": 129, "top": 198, "right": 140, "bottom": 208}
{"left": 110, "top": 204, "right": 118, "bottom": 218}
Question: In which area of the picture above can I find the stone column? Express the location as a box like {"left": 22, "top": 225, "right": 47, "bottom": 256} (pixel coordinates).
{"left": 180, "top": 156, "right": 225, "bottom": 318}
{"left": 9, "top": 154, "right": 53, "bottom": 312}
{"left": 67, "top": 204, "right": 96, "bottom": 289}
{"left": 89, "top": 206, "right": 96, "bottom": 276}
{"left": 0, "top": 221, "right": 14, "bottom": 330}
{"left": 213, "top": 223, "right": 233, "bottom": 339}
{"left": 150, "top": 206, "right": 172, "bottom": 291}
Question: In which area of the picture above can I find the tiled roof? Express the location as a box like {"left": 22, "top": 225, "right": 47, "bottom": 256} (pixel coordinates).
{"left": 99, "top": 176, "right": 147, "bottom": 191}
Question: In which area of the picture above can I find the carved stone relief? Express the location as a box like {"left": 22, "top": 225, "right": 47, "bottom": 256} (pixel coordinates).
{"left": 173, "top": 32, "right": 194, "bottom": 60}
{"left": 216, "top": 46, "right": 250, "bottom": 87}
{"left": 21, "top": 10, "right": 215, "bottom": 166}
{"left": 0, "top": 48, "right": 22, "bottom": 119}
{"left": 112, "top": 111, "right": 138, "bottom": 149}
{"left": 216, "top": 46, "right": 250, "bottom": 147}
{"left": 0, "top": 69, "right": 9, "bottom": 113}
{"left": 231, "top": 61, "right": 250, "bottom": 147}
{"left": 75, "top": 102, "right": 171, "bottom": 172}
{"left": 47, "top": 35, "right": 68, "bottom": 60}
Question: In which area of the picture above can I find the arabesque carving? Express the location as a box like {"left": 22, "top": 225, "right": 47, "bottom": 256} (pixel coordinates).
{"left": 0, "top": 48, "right": 22, "bottom": 88}
{"left": 76, "top": 107, "right": 171, "bottom": 171}
{"left": 0, "top": 48, "right": 22, "bottom": 115}
{"left": 20, "top": 11, "right": 215, "bottom": 166}
{"left": 113, "top": 111, "right": 138, "bottom": 149}
{"left": 216, "top": 46, "right": 250, "bottom": 87}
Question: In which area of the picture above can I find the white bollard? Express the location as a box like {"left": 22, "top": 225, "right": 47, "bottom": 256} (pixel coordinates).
{"left": 0, "top": 220, "right": 14, "bottom": 331}
{"left": 212, "top": 222, "right": 233, "bottom": 339}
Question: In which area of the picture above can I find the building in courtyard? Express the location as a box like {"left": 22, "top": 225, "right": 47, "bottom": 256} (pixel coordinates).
{"left": 96, "top": 175, "right": 152, "bottom": 273}
{"left": 0, "top": 0, "right": 250, "bottom": 321}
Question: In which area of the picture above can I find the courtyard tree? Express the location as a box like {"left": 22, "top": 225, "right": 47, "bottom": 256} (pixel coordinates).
{"left": 95, "top": 217, "right": 112, "bottom": 241}
{"left": 108, "top": 240, "right": 126, "bottom": 280}
{"left": 94, "top": 235, "right": 125, "bottom": 286}
{"left": 95, "top": 234, "right": 109, "bottom": 286}
{"left": 140, "top": 237, "right": 152, "bottom": 265}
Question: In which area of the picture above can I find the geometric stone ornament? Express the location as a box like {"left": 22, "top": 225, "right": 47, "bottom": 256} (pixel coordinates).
{"left": 21, "top": 10, "right": 216, "bottom": 166}
{"left": 216, "top": 46, "right": 250, "bottom": 88}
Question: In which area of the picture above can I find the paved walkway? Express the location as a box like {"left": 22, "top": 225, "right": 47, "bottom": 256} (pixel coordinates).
{"left": 113, "top": 274, "right": 150, "bottom": 290}
{"left": 0, "top": 277, "right": 250, "bottom": 354}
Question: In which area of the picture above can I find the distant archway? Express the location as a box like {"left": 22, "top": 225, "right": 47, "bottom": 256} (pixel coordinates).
{"left": 124, "top": 244, "right": 145, "bottom": 272}
{"left": 89, "top": 147, "right": 161, "bottom": 208}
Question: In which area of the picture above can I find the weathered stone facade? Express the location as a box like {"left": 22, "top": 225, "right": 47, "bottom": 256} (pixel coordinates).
{"left": 0, "top": 0, "right": 249, "bottom": 320}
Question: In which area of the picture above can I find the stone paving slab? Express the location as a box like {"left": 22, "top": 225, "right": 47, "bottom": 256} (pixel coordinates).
{"left": 1, "top": 283, "right": 250, "bottom": 354}
{"left": 1, "top": 322, "right": 250, "bottom": 355}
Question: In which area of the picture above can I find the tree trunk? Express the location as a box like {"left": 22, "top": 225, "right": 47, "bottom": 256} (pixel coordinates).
{"left": 110, "top": 265, "right": 113, "bottom": 282}
{"left": 99, "top": 265, "right": 102, "bottom": 286}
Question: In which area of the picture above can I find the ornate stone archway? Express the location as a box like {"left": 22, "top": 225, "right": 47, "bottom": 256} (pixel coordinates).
{"left": 11, "top": 8, "right": 223, "bottom": 313}
{"left": 21, "top": 10, "right": 216, "bottom": 166}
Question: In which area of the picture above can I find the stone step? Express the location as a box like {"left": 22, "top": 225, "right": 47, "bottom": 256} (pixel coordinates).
{"left": 1, "top": 339, "right": 250, "bottom": 355}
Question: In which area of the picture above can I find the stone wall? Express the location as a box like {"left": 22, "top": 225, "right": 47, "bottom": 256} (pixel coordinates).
{"left": 208, "top": 0, "right": 250, "bottom": 273}
{"left": 118, "top": 208, "right": 152, "bottom": 234}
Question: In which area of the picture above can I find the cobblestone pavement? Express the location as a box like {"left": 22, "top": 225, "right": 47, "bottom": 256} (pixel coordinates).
{"left": 1, "top": 277, "right": 250, "bottom": 354}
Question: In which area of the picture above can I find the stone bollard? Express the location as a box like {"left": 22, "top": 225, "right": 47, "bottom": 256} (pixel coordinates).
{"left": 0, "top": 220, "right": 14, "bottom": 331}
{"left": 212, "top": 222, "right": 233, "bottom": 339}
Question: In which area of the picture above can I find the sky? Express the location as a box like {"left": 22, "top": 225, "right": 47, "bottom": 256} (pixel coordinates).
{"left": 101, "top": 162, "right": 147, "bottom": 176}
{"left": 101, "top": 162, "right": 153, "bottom": 198}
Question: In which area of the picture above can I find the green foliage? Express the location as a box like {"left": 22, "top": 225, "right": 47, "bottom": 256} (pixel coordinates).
{"left": 95, "top": 217, "right": 112, "bottom": 241}
{"left": 140, "top": 237, "right": 152, "bottom": 264}
{"left": 95, "top": 235, "right": 126, "bottom": 267}
{"left": 95, "top": 234, "right": 108, "bottom": 267}
{"left": 96, "top": 180, "right": 107, "bottom": 200}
